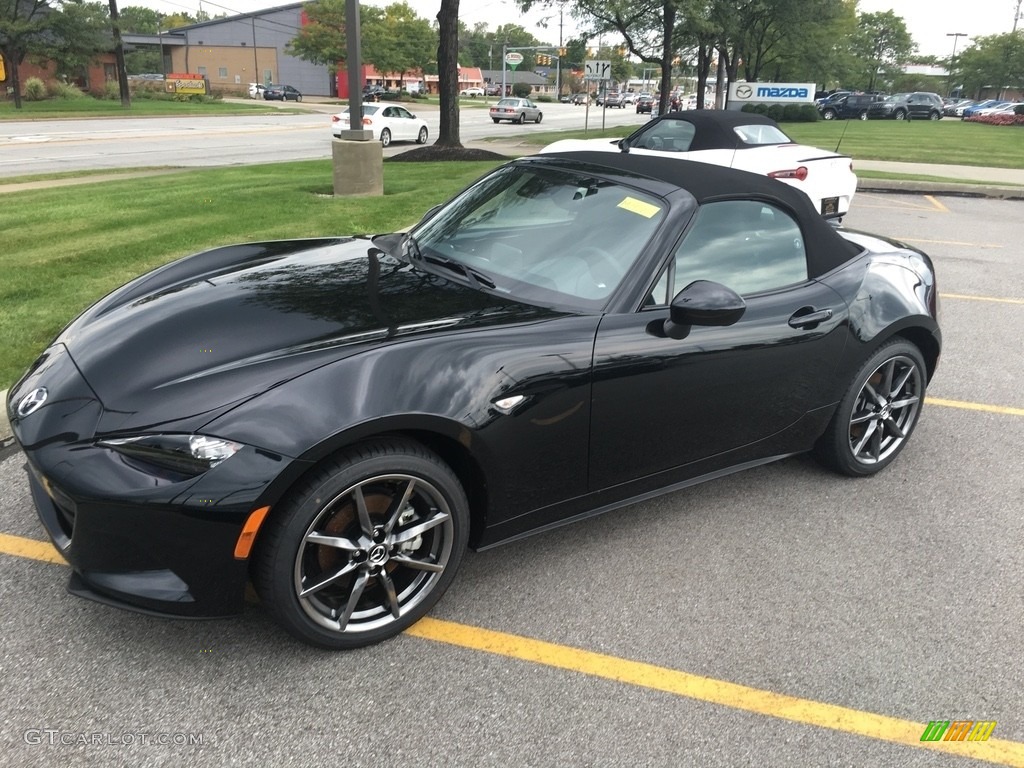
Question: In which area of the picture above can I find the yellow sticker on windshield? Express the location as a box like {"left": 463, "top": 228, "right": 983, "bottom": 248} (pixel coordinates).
{"left": 617, "top": 196, "right": 661, "bottom": 218}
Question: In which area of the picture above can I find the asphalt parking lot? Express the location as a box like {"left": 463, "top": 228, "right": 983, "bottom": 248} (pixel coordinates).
{"left": 1, "top": 191, "right": 1022, "bottom": 767}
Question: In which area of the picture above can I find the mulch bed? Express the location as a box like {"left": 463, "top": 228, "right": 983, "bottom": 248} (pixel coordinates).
{"left": 387, "top": 145, "right": 510, "bottom": 162}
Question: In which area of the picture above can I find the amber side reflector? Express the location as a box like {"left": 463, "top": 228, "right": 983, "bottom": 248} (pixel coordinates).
{"left": 234, "top": 506, "right": 271, "bottom": 560}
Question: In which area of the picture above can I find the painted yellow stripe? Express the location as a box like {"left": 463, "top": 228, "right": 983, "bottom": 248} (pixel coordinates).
{"left": 408, "top": 617, "right": 1024, "bottom": 766}
{"left": 892, "top": 236, "right": 1003, "bottom": 248}
{"left": 927, "top": 397, "right": 1024, "bottom": 417}
{"left": 0, "top": 532, "right": 65, "bottom": 564}
{"left": 2, "top": 531, "right": 1022, "bottom": 763}
{"left": 941, "top": 293, "right": 1024, "bottom": 305}
{"left": 923, "top": 194, "right": 949, "bottom": 212}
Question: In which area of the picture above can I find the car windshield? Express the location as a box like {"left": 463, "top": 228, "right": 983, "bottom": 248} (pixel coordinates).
{"left": 409, "top": 164, "right": 667, "bottom": 310}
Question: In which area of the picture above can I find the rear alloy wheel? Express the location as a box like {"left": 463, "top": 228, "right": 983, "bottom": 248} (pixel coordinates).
{"left": 380, "top": 128, "right": 391, "bottom": 148}
{"left": 517, "top": 112, "right": 526, "bottom": 124}
{"left": 814, "top": 339, "right": 926, "bottom": 477}
{"left": 255, "top": 439, "right": 469, "bottom": 649}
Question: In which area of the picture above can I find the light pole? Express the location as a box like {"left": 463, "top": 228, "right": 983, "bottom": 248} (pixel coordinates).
{"left": 946, "top": 32, "right": 967, "bottom": 98}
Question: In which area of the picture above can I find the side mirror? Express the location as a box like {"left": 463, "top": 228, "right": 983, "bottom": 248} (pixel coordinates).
{"left": 668, "top": 280, "right": 746, "bottom": 329}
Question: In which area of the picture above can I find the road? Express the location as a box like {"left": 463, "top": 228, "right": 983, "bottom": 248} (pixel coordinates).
{"left": 0, "top": 102, "right": 645, "bottom": 176}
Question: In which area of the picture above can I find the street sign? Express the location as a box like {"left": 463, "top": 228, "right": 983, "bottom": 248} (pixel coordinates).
{"left": 505, "top": 52, "right": 524, "bottom": 69}
{"left": 584, "top": 60, "right": 611, "bottom": 81}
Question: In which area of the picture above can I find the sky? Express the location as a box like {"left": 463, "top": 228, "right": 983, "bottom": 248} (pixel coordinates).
{"left": 139, "top": 0, "right": 1020, "bottom": 59}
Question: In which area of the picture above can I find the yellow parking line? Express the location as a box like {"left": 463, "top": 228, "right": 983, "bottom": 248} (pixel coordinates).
{"left": 409, "top": 618, "right": 1024, "bottom": 766}
{"left": 923, "top": 195, "right": 949, "bottom": 212}
{"left": 927, "top": 397, "right": 1024, "bottom": 417}
{"left": 895, "top": 236, "right": 1003, "bottom": 248}
{"left": 2, "top": 531, "right": 1023, "bottom": 763}
{"left": 941, "top": 293, "right": 1024, "bottom": 305}
{"left": 0, "top": 532, "right": 65, "bottom": 564}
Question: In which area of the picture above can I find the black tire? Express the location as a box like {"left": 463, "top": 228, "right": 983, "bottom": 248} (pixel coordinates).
{"left": 894, "top": 110, "right": 906, "bottom": 121}
{"left": 380, "top": 128, "right": 391, "bottom": 148}
{"left": 492, "top": 118, "right": 500, "bottom": 124}
{"left": 813, "top": 339, "right": 927, "bottom": 477}
{"left": 535, "top": 112, "right": 543, "bottom": 124}
{"left": 517, "top": 112, "right": 526, "bottom": 124}
{"left": 929, "top": 110, "right": 940, "bottom": 120}
{"left": 416, "top": 126, "right": 428, "bottom": 144}
{"left": 295, "top": 94, "right": 302, "bottom": 103}
{"left": 822, "top": 109, "right": 836, "bottom": 120}
{"left": 254, "top": 439, "right": 469, "bottom": 649}
{"left": 858, "top": 111, "right": 868, "bottom": 121}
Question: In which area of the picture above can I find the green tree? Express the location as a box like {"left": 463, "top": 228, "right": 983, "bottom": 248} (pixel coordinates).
{"left": 35, "top": 1, "right": 110, "bottom": 83}
{"left": 361, "top": 1, "right": 435, "bottom": 85}
{"left": 956, "top": 32, "right": 1024, "bottom": 99}
{"left": 118, "top": 5, "right": 160, "bottom": 32}
{"left": 288, "top": 0, "right": 351, "bottom": 68}
{"left": 1, "top": 0, "right": 62, "bottom": 108}
{"left": 849, "top": 10, "right": 915, "bottom": 92}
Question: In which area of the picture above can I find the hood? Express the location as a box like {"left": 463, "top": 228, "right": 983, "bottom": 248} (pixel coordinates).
{"left": 55, "top": 236, "right": 557, "bottom": 433}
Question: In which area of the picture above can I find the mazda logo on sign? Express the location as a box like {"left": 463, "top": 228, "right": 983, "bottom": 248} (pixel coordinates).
{"left": 736, "top": 85, "right": 753, "bottom": 99}
{"left": 17, "top": 387, "right": 48, "bottom": 418}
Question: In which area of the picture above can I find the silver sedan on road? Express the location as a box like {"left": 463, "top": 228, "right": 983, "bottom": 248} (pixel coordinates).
{"left": 489, "top": 98, "right": 543, "bottom": 124}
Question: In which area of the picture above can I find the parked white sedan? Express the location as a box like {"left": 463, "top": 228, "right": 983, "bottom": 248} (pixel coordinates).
{"left": 541, "top": 111, "right": 856, "bottom": 219}
{"left": 460, "top": 87, "right": 485, "bottom": 97}
{"left": 331, "top": 104, "right": 429, "bottom": 147}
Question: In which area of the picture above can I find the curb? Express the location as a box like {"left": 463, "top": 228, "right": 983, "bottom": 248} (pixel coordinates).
{"left": 0, "top": 389, "right": 12, "bottom": 447}
{"left": 857, "top": 178, "right": 1024, "bottom": 200}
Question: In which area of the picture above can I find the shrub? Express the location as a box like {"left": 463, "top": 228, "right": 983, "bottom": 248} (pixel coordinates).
{"left": 52, "top": 81, "right": 87, "bottom": 100}
{"left": 782, "top": 103, "right": 802, "bottom": 122}
{"left": 765, "top": 104, "right": 785, "bottom": 122}
{"left": 534, "top": 94, "right": 554, "bottom": 103}
{"left": 796, "top": 103, "right": 819, "bottom": 122}
{"left": 23, "top": 77, "right": 47, "bottom": 101}
{"left": 511, "top": 82, "right": 532, "bottom": 98}
{"left": 101, "top": 81, "right": 121, "bottom": 100}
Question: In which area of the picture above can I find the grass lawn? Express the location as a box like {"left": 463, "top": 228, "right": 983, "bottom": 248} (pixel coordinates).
{"left": 0, "top": 98, "right": 299, "bottom": 120}
{"left": 0, "top": 159, "right": 503, "bottom": 390}
{"left": 512, "top": 118, "right": 1024, "bottom": 169}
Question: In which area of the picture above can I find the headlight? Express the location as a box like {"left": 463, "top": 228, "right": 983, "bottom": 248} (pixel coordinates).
{"left": 98, "top": 434, "right": 243, "bottom": 477}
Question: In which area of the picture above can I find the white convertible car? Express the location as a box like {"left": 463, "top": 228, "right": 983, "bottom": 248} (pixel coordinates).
{"left": 541, "top": 111, "right": 857, "bottom": 219}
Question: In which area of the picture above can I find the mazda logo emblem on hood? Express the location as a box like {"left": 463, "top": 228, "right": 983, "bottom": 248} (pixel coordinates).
{"left": 17, "top": 387, "right": 48, "bottom": 418}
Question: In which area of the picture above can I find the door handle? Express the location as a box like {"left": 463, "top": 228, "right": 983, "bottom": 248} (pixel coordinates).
{"left": 788, "top": 307, "right": 833, "bottom": 329}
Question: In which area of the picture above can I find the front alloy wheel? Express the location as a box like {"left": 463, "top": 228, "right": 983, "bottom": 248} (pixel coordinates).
{"left": 255, "top": 440, "right": 469, "bottom": 648}
{"left": 814, "top": 339, "right": 926, "bottom": 476}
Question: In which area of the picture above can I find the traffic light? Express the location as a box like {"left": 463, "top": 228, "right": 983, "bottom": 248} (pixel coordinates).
{"left": 538, "top": 54, "right": 550, "bottom": 66}
{"left": 559, "top": 48, "right": 566, "bottom": 57}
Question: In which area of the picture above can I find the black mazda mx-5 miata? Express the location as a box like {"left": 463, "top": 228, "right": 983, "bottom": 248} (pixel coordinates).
{"left": 7, "top": 152, "right": 940, "bottom": 649}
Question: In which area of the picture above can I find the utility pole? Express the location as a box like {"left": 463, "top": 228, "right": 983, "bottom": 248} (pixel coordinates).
{"left": 107, "top": 0, "right": 131, "bottom": 108}
{"left": 556, "top": 4, "right": 563, "bottom": 97}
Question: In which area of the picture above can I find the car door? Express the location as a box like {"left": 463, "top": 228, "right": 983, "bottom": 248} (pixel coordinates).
{"left": 392, "top": 106, "right": 416, "bottom": 140}
{"left": 588, "top": 199, "right": 849, "bottom": 489}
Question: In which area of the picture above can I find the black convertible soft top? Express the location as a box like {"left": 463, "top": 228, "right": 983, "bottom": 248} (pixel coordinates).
{"left": 530, "top": 150, "right": 864, "bottom": 280}
{"left": 630, "top": 110, "right": 794, "bottom": 152}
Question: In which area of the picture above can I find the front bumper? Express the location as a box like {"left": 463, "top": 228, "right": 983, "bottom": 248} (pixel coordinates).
{"left": 7, "top": 345, "right": 298, "bottom": 619}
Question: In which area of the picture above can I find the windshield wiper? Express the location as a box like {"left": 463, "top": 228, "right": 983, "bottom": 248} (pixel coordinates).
{"left": 404, "top": 235, "right": 495, "bottom": 289}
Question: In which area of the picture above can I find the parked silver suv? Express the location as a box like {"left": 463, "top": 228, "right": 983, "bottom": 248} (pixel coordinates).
{"left": 866, "top": 92, "right": 944, "bottom": 121}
